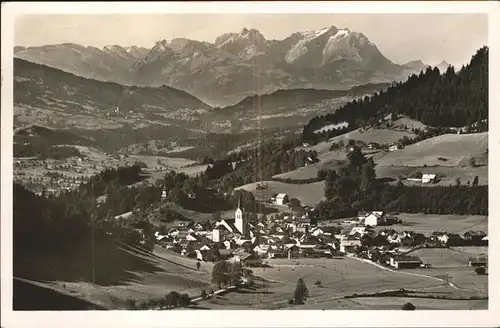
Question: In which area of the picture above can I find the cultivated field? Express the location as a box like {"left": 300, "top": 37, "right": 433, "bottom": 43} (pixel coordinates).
{"left": 235, "top": 180, "right": 325, "bottom": 207}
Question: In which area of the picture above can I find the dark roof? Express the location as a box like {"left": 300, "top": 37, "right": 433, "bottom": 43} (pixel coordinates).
{"left": 219, "top": 249, "right": 233, "bottom": 256}
{"left": 464, "top": 231, "right": 487, "bottom": 237}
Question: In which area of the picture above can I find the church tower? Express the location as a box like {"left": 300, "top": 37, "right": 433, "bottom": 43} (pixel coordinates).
{"left": 235, "top": 196, "right": 247, "bottom": 236}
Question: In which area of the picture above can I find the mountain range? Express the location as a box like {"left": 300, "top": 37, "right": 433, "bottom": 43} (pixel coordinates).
{"left": 15, "top": 26, "right": 429, "bottom": 106}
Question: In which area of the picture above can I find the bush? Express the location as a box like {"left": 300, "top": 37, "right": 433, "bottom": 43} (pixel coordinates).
{"left": 288, "top": 299, "right": 294, "bottom": 304}
{"left": 475, "top": 266, "right": 486, "bottom": 275}
{"left": 402, "top": 302, "right": 416, "bottom": 310}
{"left": 179, "top": 293, "right": 191, "bottom": 307}
{"left": 314, "top": 280, "right": 322, "bottom": 286}
{"left": 200, "top": 290, "right": 207, "bottom": 300}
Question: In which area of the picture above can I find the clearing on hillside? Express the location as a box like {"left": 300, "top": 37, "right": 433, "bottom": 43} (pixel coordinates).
{"left": 375, "top": 132, "right": 488, "bottom": 167}
{"left": 329, "top": 128, "right": 415, "bottom": 145}
{"left": 235, "top": 180, "right": 325, "bottom": 207}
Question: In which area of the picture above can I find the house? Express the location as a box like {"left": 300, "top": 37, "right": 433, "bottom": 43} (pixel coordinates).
{"left": 286, "top": 244, "right": 300, "bottom": 259}
{"left": 390, "top": 255, "right": 423, "bottom": 269}
{"left": 275, "top": 193, "right": 289, "bottom": 205}
{"left": 312, "top": 245, "right": 333, "bottom": 258}
{"left": 254, "top": 244, "right": 270, "bottom": 256}
{"left": 340, "top": 239, "right": 362, "bottom": 253}
{"left": 438, "top": 233, "right": 464, "bottom": 246}
{"left": 389, "top": 144, "right": 404, "bottom": 152}
{"left": 364, "top": 211, "right": 384, "bottom": 227}
{"left": 367, "top": 142, "right": 380, "bottom": 150}
{"left": 305, "top": 156, "right": 319, "bottom": 166}
{"left": 468, "top": 256, "right": 487, "bottom": 267}
{"left": 463, "top": 231, "right": 487, "bottom": 244}
{"left": 421, "top": 174, "right": 437, "bottom": 184}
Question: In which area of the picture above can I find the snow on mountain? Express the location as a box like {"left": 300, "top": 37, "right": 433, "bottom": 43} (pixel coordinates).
{"left": 14, "top": 25, "right": 426, "bottom": 106}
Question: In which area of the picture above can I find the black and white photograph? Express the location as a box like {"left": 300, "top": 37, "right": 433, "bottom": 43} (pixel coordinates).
{"left": 1, "top": 1, "right": 499, "bottom": 327}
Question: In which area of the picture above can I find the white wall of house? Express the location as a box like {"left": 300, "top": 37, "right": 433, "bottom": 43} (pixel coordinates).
{"left": 365, "top": 214, "right": 379, "bottom": 226}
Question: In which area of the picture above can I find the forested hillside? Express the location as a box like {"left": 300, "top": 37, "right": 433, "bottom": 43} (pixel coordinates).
{"left": 303, "top": 47, "right": 488, "bottom": 143}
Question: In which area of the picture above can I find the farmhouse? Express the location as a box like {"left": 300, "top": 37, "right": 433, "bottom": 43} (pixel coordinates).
{"left": 364, "top": 211, "right": 384, "bottom": 227}
{"left": 390, "top": 255, "right": 423, "bottom": 269}
{"left": 468, "top": 256, "right": 488, "bottom": 267}
{"left": 463, "top": 231, "right": 487, "bottom": 244}
{"left": 340, "top": 239, "right": 362, "bottom": 254}
{"left": 389, "top": 144, "right": 404, "bottom": 151}
{"left": 421, "top": 174, "right": 437, "bottom": 184}
{"left": 275, "top": 193, "right": 289, "bottom": 205}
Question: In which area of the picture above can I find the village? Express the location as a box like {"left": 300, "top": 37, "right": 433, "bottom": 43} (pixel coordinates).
{"left": 151, "top": 194, "right": 489, "bottom": 272}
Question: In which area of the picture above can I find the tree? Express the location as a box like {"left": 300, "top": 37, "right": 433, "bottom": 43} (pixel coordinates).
{"left": 402, "top": 302, "right": 416, "bottom": 310}
{"left": 165, "top": 291, "right": 180, "bottom": 308}
{"left": 289, "top": 198, "right": 302, "bottom": 209}
{"left": 200, "top": 290, "right": 207, "bottom": 300}
{"left": 475, "top": 267, "right": 486, "bottom": 275}
{"left": 324, "top": 170, "right": 338, "bottom": 200}
{"left": 360, "top": 162, "right": 376, "bottom": 192}
{"left": 196, "top": 261, "right": 201, "bottom": 271}
{"left": 212, "top": 260, "right": 230, "bottom": 289}
{"left": 228, "top": 262, "right": 243, "bottom": 286}
{"left": 455, "top": 177, "right": 461, "bottom": 186}
{"left": 472, "top": 176, "right": 479, "bottom": 187}
{"left": 294, "top": 278, "right": 309, "bottom": 305}
{"left": 178, "top": 293, "right": 191, "bottom": 307}
{"left": 469, "top": 157, "right": 477, "bottom": 167}
{"left": 347, "top": 148, "right": 366, "bottom": 169}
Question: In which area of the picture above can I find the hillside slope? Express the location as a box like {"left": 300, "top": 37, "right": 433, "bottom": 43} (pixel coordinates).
{"left": 14, "top": 231, "right": 211, "bottom": 309}
{"left": 14, "top": 58, "right": 210, "bottom": 131}
{"left": 375, "top": 132, "right": 488, "bottom": 167}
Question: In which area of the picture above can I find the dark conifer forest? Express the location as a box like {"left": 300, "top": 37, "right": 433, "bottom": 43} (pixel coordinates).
{"left": 303, "top": 47, "right": 488, "bottom": 144}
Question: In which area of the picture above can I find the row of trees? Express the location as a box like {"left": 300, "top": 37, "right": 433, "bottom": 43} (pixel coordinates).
{"left": 303, "top": 46, "right": 488, "bottom": 144}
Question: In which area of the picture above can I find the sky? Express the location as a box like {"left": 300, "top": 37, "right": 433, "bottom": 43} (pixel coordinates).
{"left": 14, "top": 14, "right": 487, "bottom": 66}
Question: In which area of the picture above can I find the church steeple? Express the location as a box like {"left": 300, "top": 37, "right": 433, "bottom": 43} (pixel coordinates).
{"left": 235, "top": 195, "right": 246, "bottom": 236}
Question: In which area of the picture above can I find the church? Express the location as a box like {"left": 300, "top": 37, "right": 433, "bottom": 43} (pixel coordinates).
{"left": 212, "top": 197, "right": 249, "bottom": 242}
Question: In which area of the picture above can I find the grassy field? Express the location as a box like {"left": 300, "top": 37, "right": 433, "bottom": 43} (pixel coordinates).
{"left": 295, "top": 296, "right": 488, "bottom": 310}
{"left": 375, "top": 132, "right": 488, "bottom": 167}
{"left": 374, "top": 213, "right": 488, "bottom": 235}
{"left": 409, "top": 248, "right": 488, "bottom": 268}
{"left": 329, "top": 128, "right": 415, "bottom": 145}
{"left": 195, "top": 257, "right": 485, "bottom": 310}
{"left": 375, "top": 164, "right": 488, "bottom": 186}
{"left": 235, "top": 180, "right": 325, "bottom": 207}
{"left": 128, "top": 155, "right": 195, "bottom": 169}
